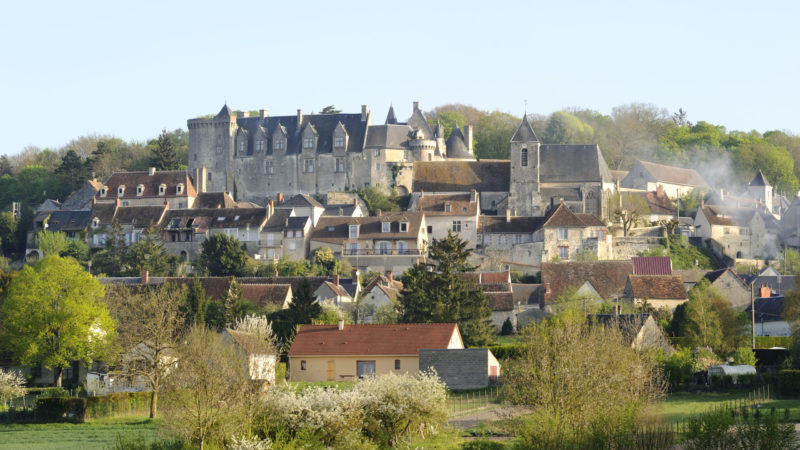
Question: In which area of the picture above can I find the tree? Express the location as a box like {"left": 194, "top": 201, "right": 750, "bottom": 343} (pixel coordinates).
{"left": 36, "top": 230, "right": 69, "bottom": 257}
{"left": 0, "top": 256, "right": 116, "bottom": 386}
{"left": 232, "top": 314, "right": 278, "bottom": 356}
{"left": 609, "top": 192, "right": 650, "bottom": 236}
{"left": 310, "top": 246, "right": 337, "bottom": 275}
{"left": 126, "top": 222, "right": 175, "bottom": 276}
{"left": 0, "top": 211, "right": 18, "bottom": 256}
{"left": 0, "top": 368, "right": 25, "bottom": 408}
{"left": 54, "top": 149, "right": 90, "bottom": 197}
{"left": 677, "top": 279, "right": 748, "bottom": 356}
{"left": 398, "top": 232, "right": 495, "bottom": 346}
{"left": 200, "top": 233, "right": 250, "bottom": 276}
{"left": 91, "top": 220, "right": 129, "bottom": 276}
{"left": 182, "top": 277, "right": 210, "bottom": 326}
{"left": 61, "top": 239, "right": 90, "bottom": 264}
{"left": 166, "top": 325, "right": 251, "bottom": 449}
{"left": 149, "top": 129, "right": 179, "bottom": 171}
{"left": 0, "top": 155, "right": 12, "bottom": 176}
{"left": 319, "top": 105, "right": 342, "bottom": 114}
{"left": 290, "top": 278, "right": 321, "bottom": 325}
{"left": 106, "top": 283, "right": 185, "bottom": 418}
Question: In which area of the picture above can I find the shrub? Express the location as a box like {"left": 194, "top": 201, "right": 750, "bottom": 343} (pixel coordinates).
{"left": 500, "top": 317, "right": 513, "bottom": 336}
{"left": 488, "top": 344, "right": 522, "bottom": 360}
{"left": 664, "top": 348, "right": 694, "bottom": 390}
{"left": 35, "top": 397, "right": 86, "bottom": 422}
{"left": 733, "top": 347, "right": 757, "bottom": 366}
{"left": 461, "top": 440, "right": 506, "bottom": 449}
{"left": 38, "top": 387, "right": 69, "bottom": 398}
{"left": 0, "top": 368, "right": 26, "bottom": 406}
{"left": 684, "top": 408, "right": 736, "bottom": 450}
{"left": 778, "top": 370, "right": 800, "bottom": 396}
{"left": 734, "top": 408, "right": 799, "bottom": 449}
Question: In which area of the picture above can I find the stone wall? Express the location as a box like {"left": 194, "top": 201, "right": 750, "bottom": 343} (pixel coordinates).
{"left": 419, "top": 349, "right": 494, "bottom": 390}
{"left": 612, "top": 236, "right": 664, "bottom": 260}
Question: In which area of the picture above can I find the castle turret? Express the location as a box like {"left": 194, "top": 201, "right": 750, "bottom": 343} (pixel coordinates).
{"left": 187, "top": 103, "right": 237, "bottom": 194}
{"left": 445, "top": 123, "right": 475, "bottom": 160}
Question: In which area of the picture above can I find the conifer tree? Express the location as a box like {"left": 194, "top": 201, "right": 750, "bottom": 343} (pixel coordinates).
{"left": 150, "top": 129, "right": 179, "bottom": 170}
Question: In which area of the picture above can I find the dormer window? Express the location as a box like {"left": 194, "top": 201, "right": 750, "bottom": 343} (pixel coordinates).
{"left": 176, "top": 183, "right": 184, "bottom": 195}
{"left": 118, "top": 185, "right": 125, "bottom": 197}
{"left": 100, "top": 186, "right": 108, "bottom": 197}
{"left": 92, "top": 218, "right": 99, "bottom": 228}
{"left": 382, "top": 222, "right": 390, "bottom": 233}
{"left": 255, "top": 140, "right": 264, "bottom": 152}
{"left": 303, "top": 137, "right": 314, "bottom": 149}
{"left": 159, "top": 184, "right": 166, "bottom": 196}
{"left": 349, "top": 224, "right": 359, "bottom": 238}
{"left": 399, "top": 222, "right": 408, "bottom": 232}
{"left": 136, "top": 184, "right": 145, "bottom": 196}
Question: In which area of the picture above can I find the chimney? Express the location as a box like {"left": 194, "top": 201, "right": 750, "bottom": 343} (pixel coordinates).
{"left": 352, "top": 268, "right": 360, "bottom": 285}
{"left": 464, "top": 125, "right": 474, "bottom": 154}
{"left": 376, "top": 209, "right": 382, "bottom": 217}
{"left": 141, "top": 269, "right": 149, "bottom": 284}
{"left": 506, "top": 208, "right": 511, "bottom": 223}
{"left": 241, "top": 111, "right": 250, "bottom": 118}
{"left": 386, "top": 270, "right": 393, "bottom": 281}
{"left": 297, "top": 109, "right": 303, "bottom": 127}
{"left": 361, "top": 105, "right": 370, "bottom": 122}
{"left": 148, "top": 167, "right": 156, "bottom": 176}
{"left": 470, "top": 189, "right": 477, "bottom": 203}
{"left": 333, "top": 274, "right": 340, "bottom": 286}
{"left": 760, "top": 283, "right": 771, "bottom": 298}
{"left": 701, "top": 198, "right": 705, "bottom": 208}
{"left": 353, "top": 198, "right": 358, "bottom": 207}
{"left": 413, "top": 101, "right": 419, "bottom": 111}
{"left": 92, "top": 197, "right": 96, "bottom": 206}
{"left": 277, "top": 192, "right": 284, "bottom": 205}
{"left": 259, "top": 109, "right": 268, "bottom": 118}
{"left": 656, "top": 185, "right": 663, "bottom": 197}
{"left": 719, "top": 188, "right": 725, "bottom": 201}
{"left": 115, "top": 197, "right": 120, "bottom": 207}
{"left": 338, "top": 320, "right": 345, "bottom": 331}
{"left": 267, "top": 199, "right": 274, "bottom": 218}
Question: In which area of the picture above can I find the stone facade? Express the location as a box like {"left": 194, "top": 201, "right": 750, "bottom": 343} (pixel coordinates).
{"left": 419, "top": 348, "right": 501, "bottom": 390}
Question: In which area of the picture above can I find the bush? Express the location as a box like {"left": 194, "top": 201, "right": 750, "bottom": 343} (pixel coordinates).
{"left": 756, "top": 336, "right": 792, "bottom": 349}
{"left": 778, "top": 370, "right": 800, "bottom": 396}
{"left": 38, "top": 387, "right": 69, "bottom": 398}
{"left": 461, "top": 440, "right": 506, "bottom": 449}
{"left": 85, "top": 391, "right": 152, "bottom": 420}
{"left": 488, "top": 344, "right": 522, "bottom": 360}
{"left": 35, "top": 397, "right": 86, "bottom": 422}
{"left": 500, "top": 318, "right": 513, "bottom": 336}
{"left": 684, "top": 408, "right": 736, "bottom": 450}
{"left": 710, "top": 374, "right": 733, "bottom": 389}
{"left": 734, "top": 408, "right": 799, "bottom": 449}
{"left": 734, "top": 347, "right": 757, "bottom": 366}
{"left": 664, "top": 348, "right": 694, "bottom": 390}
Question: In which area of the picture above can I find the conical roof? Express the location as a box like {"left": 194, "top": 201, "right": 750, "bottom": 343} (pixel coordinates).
{"left": 750, "top": 170, "right": 771, "bottom": 187}
{"left": 446, "top": 124, "right": 473, "bottom": 159}
{"left": 216, "top": 103, "right": 233, "bottom": 118}
{"left": 511, "top": 114, "right": 538, "bottom": 142}
{"left": 385, "top": 105, "right": 398, "bottom": 124}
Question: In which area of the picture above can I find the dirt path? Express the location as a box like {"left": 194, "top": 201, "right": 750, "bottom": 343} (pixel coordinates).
{"left": 447, "top": 406, "right": 528, "bottom": 430}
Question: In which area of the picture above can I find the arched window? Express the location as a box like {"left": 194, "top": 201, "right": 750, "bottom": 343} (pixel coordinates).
{"left": 100, "top": 186, "right": 108, "bottom": 197}
{"left": 176, "top": 183, "right": 184, "bottom": 195}
{"left": 136, "top": 184, "right": 145, "bottom": 196}
{"left": 118, "top": 185, "right": 126, "bottom": 197}
{"left": 521, "top": 148, "right": 528, "bottom": 167}
{"left": 159, "top": 184, "right": 167, "bottom": 195}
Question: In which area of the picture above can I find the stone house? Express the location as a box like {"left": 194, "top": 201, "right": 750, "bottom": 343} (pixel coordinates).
{"left": 694, "top": 204, "right": 782, "bottom": 260}
{"left": 322, "top": 200, "right": 365, "bottom": 218}
{"left": 637, "top": 186, "right": 677, "bottom": 222}
{"left": 161, "top": 207, "right": 267, "bottom": 260}
{"left": 623, "top": 275, "right": 688, "bottom": 311}
{"left": 412, "top": 160, "right": 510, "bottom": 215}
{"left": 407, "top": 190, "right": 480, "bottom": 245}
{"left": 288, "top": 323, "right": 463, "bottom": 382}
{"left": 355, "top": 273, "right": 402, "bottom": 324}
{"left": 89, "top": 200, "right": 169, "bottom": 248}
{"left": 419, "top": 348, "right": 501, "bottom": 390}
{"left": 95, "top": 168, "right": 196, "bottom": 209}
{"left": 540, "top": 260, "right": 633, "bottom": 308}
{"left": 621, "top": 160, "right": 709, "bottom": 199}
{"left": 315, "top": 277, "right": 356, "bottom": 308}
{"left": 310, "top": 211, "right": 428, "bottom": 273}
{"left": 587, "top": 314, "right": 672, "bottom": 353}
{"left": 745, "top": 296, "right": 790, "bottom": 337}
{"left": 224, "top": 329, "right": 277, "bottom": 384}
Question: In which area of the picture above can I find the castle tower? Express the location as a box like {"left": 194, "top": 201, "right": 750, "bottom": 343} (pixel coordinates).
{"left": 509, "top": 114, "right": 542, "bottom": 216}
{"left": 187, "top": 103, "right": 237, "bottom": 193}
{"left": 748, "top": 170, "right": 773, "bottom": 214}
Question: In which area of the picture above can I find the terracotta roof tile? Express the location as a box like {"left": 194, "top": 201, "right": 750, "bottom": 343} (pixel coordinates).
{"left": 541, "top": 261, "right": 633, "bottom": 303}
{"left": 632, "top": 257, "right": 673, "bottom": 275}
{"left": 288, "top": 323, "right": 461, "bottom": 356}
{"left": 99, "top": 170, "right": 196, "bottom": 199}
{"left": 627, "top": 275, "right": 687, "bottom": 300}
{"left": 414, "top": 193, "right": 478, "bottom": 216}
{"left": 312, "top": 212, "right": 424, "bottom": 244}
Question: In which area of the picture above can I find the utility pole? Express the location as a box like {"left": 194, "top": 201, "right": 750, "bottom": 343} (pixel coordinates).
{"left": 751, "top": 281, "right": 756, "bottom": 349}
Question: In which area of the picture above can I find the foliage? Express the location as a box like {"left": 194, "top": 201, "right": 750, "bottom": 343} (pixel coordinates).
{"left": 0, "top": 256, "right": 116, "bottom": 387}
{"left": 319, "top": 105, "right": 342, "bottom": 114}
{"left": 126, "top": 223, "right": 178, "bottom": 276}
{"left": 733, "top": 347, "right": 757, "bottom": 366}
{"left": 0, "top": 210, "right": 19, "bottom": 256}
{"left": 92, "top": 220, "right": 129, "bottom": 276}
{"left": 504, "top": 315, "right": 665, "bottom": 445}
{"left": 200, "top": 233, "right": 250, "bottom": 276}
{"left": 289, "top": 278, "right": 321, "bottom": 326}
{"left": 36, "top": 230, "right": 69, "bottom": 257}
{"left": 0, "top": 368, "right": 26, "bottom": 406}
{"left": 733, "top": 408, "right": 799, "bottom": 450}
{"left": 664, "top": 347, "right": 695, "bottom": 390}
{"left": 149, "top": 129, "right": 180, "bottom": 171}
{"left": 310, "top": 246, "right": 338, "bottom": 275}
{"left": 54, "top": 149, "right": 92, "bottom": 197}
{"left": 165, "top": 325, "right": 254, "bottom": 449}
{"left": 181, "top": 277, "right": 210, "bottom": 326}
{"left": 683, "top": 407, "right": 736, "bottom": 450}
{"left": 61, "top": 239, "right": 89, "bottom": 263}
{"left": 500, "top": 317, "right": 513, "bottom": 336}
{"left": 105, "top": 283, "right": 186, "bottom": 418}
{"left": 608, "top": 191, "right": 650, "bottom": 236}
{"left": 398, "top": 232, "right": 494, "bottom": 346}
{"left": 314, "top": 303, "right": 349, "bottom": 325}
{"left": 778, "top": 370, "right": 800, "bottom": 396}
{"left": 574, "top": 248, "right": 598, "bottom": 261}
{"left": 354, "top": 186, "right": 408, "bottom": 213}
{"left": 259, "top": 371, "right": 447, "bottom": 447}
{"left": 674, "top": 279, "right": 747, "bottom": 357}
{"left": 233, "top": 314, "right": 279, "bottom": 356}
{"left": 664, "top": 234, "right": 718, "bottom": 270}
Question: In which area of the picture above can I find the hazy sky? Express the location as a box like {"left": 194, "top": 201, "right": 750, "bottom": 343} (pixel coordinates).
{"left": 2, "top": 0, "right": 798, "bottom": 156}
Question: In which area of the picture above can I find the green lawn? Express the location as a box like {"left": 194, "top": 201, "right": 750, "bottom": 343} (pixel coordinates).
{"left": 659, "top": 391, "right": 800, "bottom": 422}
{"left": 0, "top": 416, "right": 159, "bottom": 450}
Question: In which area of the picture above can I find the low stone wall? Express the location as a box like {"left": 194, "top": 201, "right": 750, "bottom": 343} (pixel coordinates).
{"left": 612, "top": 236, "right": 664, "bottom": 260}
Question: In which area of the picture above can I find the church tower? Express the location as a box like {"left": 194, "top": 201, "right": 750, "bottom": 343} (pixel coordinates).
{"left": 509, "top": 114, "right": 541, "bottom": 216}
{"left": 748, "top": 170, "right": 773, "bottom": 214}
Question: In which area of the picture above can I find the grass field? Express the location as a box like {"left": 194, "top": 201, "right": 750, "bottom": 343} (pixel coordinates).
{"left": 0, "top": 416, "right": 159, "bottom": 450}
{"left": 659, "top": 390, "right": 800, "bottom": 422}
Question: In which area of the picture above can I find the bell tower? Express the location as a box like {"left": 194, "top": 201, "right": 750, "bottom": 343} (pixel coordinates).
{"left": 509, "top": 114, "right": 541, "bottom": 216}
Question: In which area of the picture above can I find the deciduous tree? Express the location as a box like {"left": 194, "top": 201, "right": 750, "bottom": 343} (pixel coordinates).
{"left": 200, "top": 233, "right": 250, "bottom": 276}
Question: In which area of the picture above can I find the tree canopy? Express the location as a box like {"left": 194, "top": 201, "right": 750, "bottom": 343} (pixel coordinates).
{"left": 200, "top": 233, "right": 250, "bottom": 277}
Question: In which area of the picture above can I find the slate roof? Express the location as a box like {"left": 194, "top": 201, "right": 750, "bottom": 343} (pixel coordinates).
{"left": 512, "top": 283, "right": 542, "bottom": 306}
{"left": 445, "top": 125, "right": 473, "bottom": 159}
{"left": 323, "top": 204, "right": 359, "bottom": 217}
{"left": 632, "top": 257, "right": 673, "bottom": 275}
{"left": 385, "top": 105, "right": 398, "bottom": 125}
{"left": 479, "top": 215, "right": 546, "bottom": 233}
{"left": 193, "top": 192, "right": 238, "bottom": 209}
{"left": 45, "top": 210, "right": 92, "bottom": 232}
{"left": 91, "top": 203, "right": 118, "bottom": 225}
{"left": 742, "top": 275, "right": 797, "bottom": 296}
{"left": 413, "top": 161, "right": 510, "bottom": 192}
{"left": 288, "top": 323, "right": 460, "bottom": 356}
{"left": 541, "top": 261, "right": 633, "bottom": 303}
{"left": 208, "top": 208, "right": 267, "bottom": 229}
{"left": 414, "top": 193, "right": 478, "bottom": 216}
{"left": 61, "top": 180, "right": 102, "bottom": 210}
{"left": 364, "top": 124, "right": 414, "bottom": 149}
{"left": 636, "top": 161, "right": 709, "bottom": 187}
{"left": 237, "top": 276, "right": 332, "bottom": 294}
{"left": 263, "top": 209, "right": 293, "bottom": 232}
{"left": 239, "top": 284, "right": 292, "bottom": 308}
{"left": 312, "top": 212, "right": 424, "bottom": 244}
{"left": 510, "top": 115, "right": 538, "bottom": 142}
{"left": 704, "top": 268, "right": 747, "bottom": 287}
{"left": 750, "top": 171, "right": 771, "bottom": 187}
{"left": 99, "top": 170, "right": 196, "bottom": 199}
{"left": 279, "top": 193, "right": 323, "bottom": 208}
{"left": 627, "top": 275, "right": 687, "bottom": 300}
{"left": 539, "top": 145, "right": 612, "bottom": 183}
{"left": 113, "top": 205, "right": 168, "bottom": 227}
{"left": 745, "top": 296, "right": 785, "bottom": 323}
{"left": 285, "top": 216, "right": 310, "bottom": 230}
{"left": 235, "top": 112, "right": 368, "bottom": 155}
{"left": 700, "top": 205, "right": 755, "bottom": 226}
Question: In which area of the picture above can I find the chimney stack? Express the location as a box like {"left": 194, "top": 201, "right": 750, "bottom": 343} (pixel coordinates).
{"left": 470, "top": 189, "right": 477, "bottom": 203}
{"left": 333, "top": 273, "right": 340, "bottom": 286}
{"left": 259, "top": 109, "right": 268, "bottom": 118}
{"left": 719, "top": 188, "right": 725, "bottom": 201}
{"left": 241, "top": 111, "right": 250, "bottom": 118}
{"left": 141, "top": 269, "right": 149, "bottom": 284}
{"left": 297, "top": 109, "right": 303, "bottom": 127}
{"left": 386, "top": 270, "right": 393, "bottom": 281}
{"left": 338, "top": 320, "right": 345, "bottom": 331}
{"left": 267, "top": 199, "right": 274, "bottom": 218}
{"left": 506, "top": 208, "right": 511, "bottom": 223}
{"left": 277, "top": 193, "right": 284, "bottom": 205}
{"left": 148, "top": 167, "right": 156, "bottom": 176}
{"left": 464, "top": 125, "right": 474, "bottom": 154}
{"left": 352, "top": 268, "right": 360, "bottom": 285}
{"left": 376, "top": 209, "right": 382, "bottom": 217}
{"left": 760, "top": 283, "right": 771, "bottom": 298}
{"left": 92, "top": 197, "right": 96, "bottom": 206}
{"left": 656, "top": 185, "right": 663, "bottom": 197}
{"left": 361, "top": 105, "right": 370, "bottom": 122}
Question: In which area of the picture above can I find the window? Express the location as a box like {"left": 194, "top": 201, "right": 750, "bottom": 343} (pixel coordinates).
{"left": 215, "top": 145, "right": 222, "bottom": 154}
{"left": 357, "top": 360, "right": 376, "bottom": 378}
{"left": 382, "top": 222, "right": 390, "bottom": 233}
{"left": 158, "top": 184, "right": 166, "bottom": 195}
{"left": 137, "top": 184, "right": 144, "bottom": 196}
{"left": 559, "top": 246, "right": 569, "bottom": 259}
{"left": 395, "top": 359, "right": 401, "bottom": 370}
{"left": 427, "top": 225, "right": 432, "bottom": 234}
{"left": 335, "top": 136, "right": 345, "bottom": 148}
{"left": 346, "top": 243, "right": 360, "bottom": 254}
{"left": 521, "top": 148, "right": 528, "bottom": 167}
{"left": 304, "top": 159, "right": 314, "bottom": 173}
{"left": 375, "top": 149, "right": 381, "bottom": 157}
{"left": 399, "top": 222, "right": 408, "bottom": 232}
{"left": 397, "top": 241, "right": 408, "bottom": 254}
{"left": 377, "top": 242, "right": 391, "bottom": 255}
{"left": 513, "top": 234, "right": 520, "bottom": 244}
{"left": 176, "top": 183, "right": 184, "bottom": 194}
{"left": 118, "top": 185, "right": 125, "bottom": 196}
{"left": 207, "top": 172, "right": 212, "bottom": 181}
{"left": 336, "top": 158, "right": 345, "bottom": 173}
{"left": 375, "top": 163, "right": 381, "bottom": 171}
{"left": 349, "top": 224, "right": 359, "bottom": 238}
{"left": 122, "top": 201, "right": 129, "bottom": 206}
{"left": 724, "top": 227, "right": 731, "bottom": 235}
{"left": 445, "top": 202, "right": 451, "bottom": 213}
{"left": 265, "top": 160, "right": 274, "bottom": 174}
{"left": 274, "top": 138, "right": 284, "bottom": 150}
{"left": 558, "top": 228, "right": 569, "bottom": 240}
{"left": 452, "top": 221, "right": 462, "bottom": 232}
{"left": 255, "top": 140, "right": 264, "bottom": 151}
{"left": 301, "top": 360, "right": 307, "bottom": 371}
{"left": 92, "top": 218, "right": 99, "bottom": 228}
{"left": 100, "top": 186, "right": 107, "bottom": 197}
{"left": 239, "top": 141, "right": 246, "bottom": 154}
{"left": 303, "top": 137, "right": 314, "bottom": 149}
{"left": 288, "top": 241, "right": 296, "bottom": 251}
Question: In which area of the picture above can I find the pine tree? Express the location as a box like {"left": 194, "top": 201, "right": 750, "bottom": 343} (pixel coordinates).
{"left": 92, "top": 220, "right": 128, "bottom": 276}
{"left": 399, "top": 232, "right": 495, "bottom": 346}
{"left": 289, "top": 278, "right": 321, "bottom": 325}
{"left": 150, "top": 129, "right": 179, "bottom": 170}
{"left": 54, "top": 149, "right": 90, "bottom": 198}
{"left": 222, "top": 279, "right": 244, "bottom": 328}
{"left": 126, "top": 222, "right": 174, "bottom": 276}
{"left": 183, "top": 277, "right": 210, "bottom": 326}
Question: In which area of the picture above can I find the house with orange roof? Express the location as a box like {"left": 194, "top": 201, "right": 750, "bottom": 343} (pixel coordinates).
{"left": 287, "top": 323, "right": 463, "bottom": 381}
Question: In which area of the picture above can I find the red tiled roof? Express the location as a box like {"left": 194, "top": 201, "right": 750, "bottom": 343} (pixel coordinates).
{"left": 99, "top": 170, "right": 196, "bottom": 199}
{"left": 414, "top": 193, "right": 478, "bottom": 216}
{"left": 288, "top": 323, "right": 461, "bottom": 356}
{"left": 632, "top": 257, "right": 673, "bottom": 275}
{"left": 627, "top": 275, "right": 687, "bottom": 300}
{"left": 240, "top": 284, "right": 292, "bottom": 308}
{"left": 541, "top": 261, "right": 633, "bottom": 303}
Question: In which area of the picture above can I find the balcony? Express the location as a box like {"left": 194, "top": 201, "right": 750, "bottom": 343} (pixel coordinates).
{"left": 342, "top": 248, "right": 424, "bottom": 256}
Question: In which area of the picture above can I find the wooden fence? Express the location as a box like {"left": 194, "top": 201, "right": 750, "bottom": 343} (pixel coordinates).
{"left": 448, "top": 386, "right": 505, "bottom": 415}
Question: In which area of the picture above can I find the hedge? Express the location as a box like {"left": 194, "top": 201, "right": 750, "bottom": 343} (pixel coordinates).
{"left": 33, "top": 391, "right": 152, "bottom": 423}
{"left": 488, "top": 344, "right": 523, "bottom": 360}
{"left": 755, "top": 336, "right": 792, "bottom": 349}
{"left": 35, "top": 397, "right": 86, "bottom": 422}
{"left": 778, "top": 370, "right": 800, "bottom": 396}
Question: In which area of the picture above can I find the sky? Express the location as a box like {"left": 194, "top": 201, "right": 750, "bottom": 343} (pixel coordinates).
{"left": 1, "top": 0, "right": 798, "bottom": 156}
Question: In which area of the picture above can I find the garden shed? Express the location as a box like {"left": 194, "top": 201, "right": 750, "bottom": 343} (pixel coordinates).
{"left": 708, "top": 364, "right": 756, "bottom": 385}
